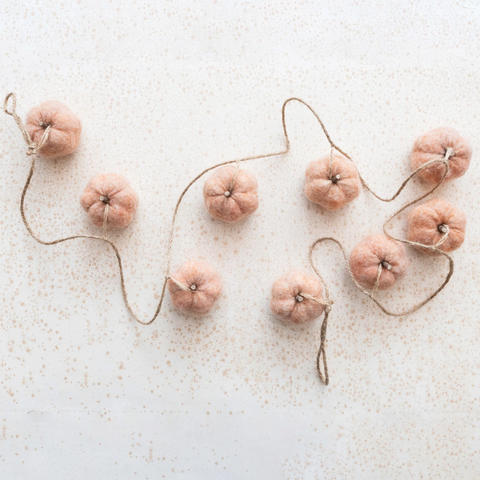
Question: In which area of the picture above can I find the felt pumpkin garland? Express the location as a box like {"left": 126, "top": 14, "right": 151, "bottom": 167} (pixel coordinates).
{"left": 3, "top": 93, "right": 470, "bottom": 387}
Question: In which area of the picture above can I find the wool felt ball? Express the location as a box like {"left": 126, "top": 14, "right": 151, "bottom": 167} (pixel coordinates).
{"left": 80, "top": 174, "right": 138, "bottom": 228}
{"left": 25, "top": 100, "right": 81, "bottom": 158}
{"left": 203, "top": 165, "right": 259, "bottom": 223}
{"left": 304, "top": 153, "right": 361, "bottom": 210}
{"left": 167, "top": 260, "right": 222, "bottom": 314}
{"left": 407, "top": 198, "right": 467, "bottom": 256}
{"left": 411, "top": 127, "right": 472, "bottom": 184}
{"left": 350, "top": 234, "right": 409, "bottom": 290}
{"left": 270, "top": 270, "right": 325, "bottom": 325}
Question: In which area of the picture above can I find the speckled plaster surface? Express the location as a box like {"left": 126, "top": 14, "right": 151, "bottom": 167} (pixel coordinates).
{"left": 1, "top": 1, "right": 479, "bottom": 478}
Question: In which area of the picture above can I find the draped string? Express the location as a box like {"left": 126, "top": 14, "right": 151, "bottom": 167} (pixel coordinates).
{"left": 4, "top": 93, "right": 456, "bottom": 385}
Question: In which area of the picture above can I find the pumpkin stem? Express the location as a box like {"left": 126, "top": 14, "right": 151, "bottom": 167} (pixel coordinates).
{"left": 438, "top": 223, "right": 448, "bottom": 234}
{"left": 331, "top": 174, "right": 341, "bottom": 184}
{"left": 381, "top": 260, "right": 392, "bottom": 270}
{"left": 100, "top": 195, "right": 109, "bottom": 204}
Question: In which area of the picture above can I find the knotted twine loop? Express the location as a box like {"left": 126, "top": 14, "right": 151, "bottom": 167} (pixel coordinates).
{"left": 3, "top": 93, "right": 456, "bottom": 342}
{"left": 4, "top": 93, "right": 51, "bottom": 156}
{"left": 295, "top": 292, "right": 334, "bottom": 384}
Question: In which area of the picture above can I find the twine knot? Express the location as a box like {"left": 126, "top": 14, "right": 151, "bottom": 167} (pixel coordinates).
{"left": 324, "top": 304, "right": 332, "bottom": 314}
{"left": 26, "top": 144, "right": 38, "bottom": 156}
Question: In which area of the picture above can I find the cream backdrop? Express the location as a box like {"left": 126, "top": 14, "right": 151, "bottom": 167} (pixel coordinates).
{"left": 1, "top": 1, "right": 479, "bottom": 479}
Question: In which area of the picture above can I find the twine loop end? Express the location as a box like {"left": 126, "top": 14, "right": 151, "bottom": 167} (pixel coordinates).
{"left": 3, "top": 93, "right": 16, "bottom": 116}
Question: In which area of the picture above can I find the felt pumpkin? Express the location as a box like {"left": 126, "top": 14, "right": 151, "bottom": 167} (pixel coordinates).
{"left": 80, "top": 174, "right": 138, "bottom": 228}
{"left": 407, "top": 198, "right": 466, "bottom": 256}
{"left": 305, "top": 153, "right": 361, "bottom": 210}
{"left": 270, "top": 270, "right": 325, "bottom": 325}
{"left": 203, "top": 165, "right": 258, "bottom": 223}
{"left": 25, "top": 100, "right": 81, "bottom": 158}
{"left": 350, "top": 234, "right": 409, "bottom": 290}
{"left": 167, "top": 260, "right": 222, "bottom": 314}
{"left": 411, "top": 127, "right": 472, "bottom": 184}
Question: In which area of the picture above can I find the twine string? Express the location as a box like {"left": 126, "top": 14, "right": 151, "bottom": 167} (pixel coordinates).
{"left": 227, "top": 158, "right": 241, "bottom": 196}
{"left": 102, "top": 203, "right": 109, "bottom": 240}
{"left": 4, "top": 92, "right": 457, "bottom": 362}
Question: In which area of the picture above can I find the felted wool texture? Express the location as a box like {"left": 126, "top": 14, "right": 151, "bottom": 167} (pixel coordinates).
{"left": 411, "top": 127, "right": 472, "bottom": 184}
{"left": 270, "top": 270, "right": 325, "bottom": 325}
{"left": 350, "top": 234, "right": 409, "bottom": 290}
{"left": 80, "top": 173, "right": 139, "bottom": 228}
{"left": 304, "top": 153, "right": 361, "bottom": 210}
{"left": 167, "top": 260, "right": 222, "bottom": 315}
{"left": 407, "top": 198, "right": 467, "bottom": 256}
{"left": 25, "top": 100, "right": 81, "bottom": 158}
{"left": 203, "top": 165, "right": 259, "bottom": 223}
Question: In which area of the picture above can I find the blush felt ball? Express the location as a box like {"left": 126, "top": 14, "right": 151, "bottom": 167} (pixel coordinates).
{"left": 270, "top": 270, "right": 325, "bottom": 325}
{"left": 203, "top": 165, "right": 259, "bottom": 223}
{"left": 411, "top": 127, "right": 472, "bottom": 184}
{"left": 25, "top": 101, "right": 81, "bottom": 158}
{"left": 350, "top": 234, "right": 409, "bottom": 290}
{"left": 407, "top": 198, "right": 467, "bottom": 256}
{"left": 305, "top": 153, "right": 361, "bottom": 210}
{"left": 80, "top": 174, "right": 138, "bottom": 228}
{"left": 167, "top": 261, "right": 222, "bottom": 314}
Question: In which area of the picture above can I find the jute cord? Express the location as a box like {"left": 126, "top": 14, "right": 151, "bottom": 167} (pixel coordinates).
{"left": 4, "top": 94, "right": 456, "bottom": 385}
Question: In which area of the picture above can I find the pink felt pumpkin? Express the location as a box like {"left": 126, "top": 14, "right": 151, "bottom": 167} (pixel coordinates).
{"left": 25, "top": 100, "right": 81, "bottom": 158}
{"left": 350, "top": 234, "right": 409, "bottom": 290}
{"left": 411, "top": 127, "right": 472, "bottom": 184}
{"left": 305, "top": 153, "right": 361, "bottom": 210}
{"left": 407, "top": 199, "right": 467, "bottom": 256}
{"left": 203, "top": 165, "right": 259, "bottom": 223}
{"left": 167, "top": 260, "right": 222, "bottom": 314}
{"left": 80, "top": 174, "right": 138, "bottom": 228}
{"left": 270, "top": 270, "right": 325, "bottom": 325}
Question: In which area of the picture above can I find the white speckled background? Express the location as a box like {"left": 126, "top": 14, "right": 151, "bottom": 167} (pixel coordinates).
{"left": 1, "top": 1, "right": 479, "bottom": 478}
